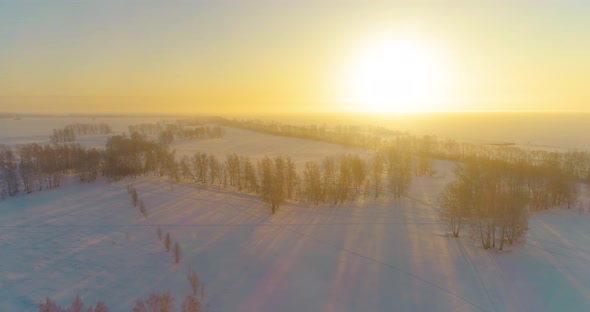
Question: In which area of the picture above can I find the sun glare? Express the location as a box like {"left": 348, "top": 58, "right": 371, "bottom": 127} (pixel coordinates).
{"left": 346, "top": 34, "right": 450, "bottom": 114}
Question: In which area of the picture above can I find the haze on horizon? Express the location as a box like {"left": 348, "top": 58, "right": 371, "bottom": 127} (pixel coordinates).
{"left": 1, "top": 1, "right": 589, "bottom": 115}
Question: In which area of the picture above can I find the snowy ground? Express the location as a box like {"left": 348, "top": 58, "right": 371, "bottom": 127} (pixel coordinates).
{"left": 0, "top": 117, "right": 371, "bottom": 168}
{"left": 0, "top": 116, "right": 158, "bottom": 147}
{"left": 170, "top": 126, "right": 373, "bottom": 168}
{"left": 2, "top": 117, "right": 590, "bottom": 311}
{"left": 1, "top": 161, "right": 590, "bottom": 311}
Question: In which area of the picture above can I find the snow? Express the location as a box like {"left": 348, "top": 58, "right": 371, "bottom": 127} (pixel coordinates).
{"left": 1, "top": 117, "right": 590, "bottom": 311}
{"left": 170, "top": 126, "right": 373, "bottom": 168}
{"left": 0, "top": 117, "right": 371, "bottom": 168}
{"left": 1, "top": 161, "right": 590, "bottom": 311}
{"left": 0, "top": 117, "right": 157, "bottom": 146}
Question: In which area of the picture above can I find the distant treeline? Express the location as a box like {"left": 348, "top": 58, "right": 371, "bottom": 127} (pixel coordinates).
{"left": 2, "top": 119, "right": 585, "bottom": 218}
{"left": 415, "top": 136, "right": 585, "bottom": 211}
{"left": 49, "top": 123, "right": 112, "bottom": 143}
{"left": 414, "top": 135, "right": 590, "bottom": 180}
{"left": 215, "top": 117, "right": 404, "bottom": 149}
{"left": 128, "top": 121, "right": 225, "bottom": 145}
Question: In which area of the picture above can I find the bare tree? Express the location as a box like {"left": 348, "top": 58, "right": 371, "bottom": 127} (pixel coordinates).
{"left": 92, "top": 302, "right": 109, "bottom": 312}
{"left": 131, "top": 189, "right": 139, "bottom": 207}
{"left": 138, "top": 200, "right": 148, "bottom": 217}
{"left": 165, "top": 233, "right": 171, "bottom": 252}
{"left": 132, "top": 299, "right": 147, "bottom": 312}
{"left": 439, "top": 182, "right": 465, "bottom": 237}
{"left": 70, "top": 295, "right": 85, "bottom": 312}
{"left": 146, "top": 294, "right": 161, "bottom": 312}
{"left": 181, "top": 295, "right": 200, "bottom": 312}
{"left": 372, "top": 154, "right": 384, "bottom": 198}
{"left": 174, "top": 242, "right": 181, "bottom": 264}
{"left": 0, "top": 145, "right": 19, "bottom": 196}
{"left": 159, "top": 293, "right": 174, "bottom": 312}
{"left": 303, "top": 161, "right": 322, "bottom": 204}
{"left": 39, "top": 298, "right": 65, "bottom": 312}
{"left": 187, "top": 265, "right": 200, "bottom": 296}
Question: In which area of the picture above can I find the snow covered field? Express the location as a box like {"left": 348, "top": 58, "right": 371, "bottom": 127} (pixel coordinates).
{"left": 1, "top": 117, "right": 590, "bottom": 311}
{"left": 170, "top": 126, "right": 373, "bottom": 169}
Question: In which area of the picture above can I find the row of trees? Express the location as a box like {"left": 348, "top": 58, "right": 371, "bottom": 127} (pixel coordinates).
{"left": 38, "top": 272, "right": 207, "bottom": 312}
{"left": 128, "top": 122, "right": 225, "bottom": 145}
{"left": 103, "top": 133, "right": 177, "bottom": 179}
{"left": 0, "top": 144, "right": 101, "bottom": 197}
{"left": 39, "top": 295, "right": 109, "bottom": 312}
{"left": 218, "top": 119, "right": 585, "bottom": 212}
{"left": 175, "top": 148, "right": 421, "bottom": 213}
{"left": 416, "top": 135, "right": 590, "bottom": 185}
{"left": 5, "top": 138, "right": 412, "bottom": 213}
{"left": 49, "top": 123, "right": 112, "bottom": 144}
{"left": 177, "top": 153, "right": 298, "bottom": 212}
{"left": 65, "top": 123, "right": 112, "bottom": 135}
{"left": 50, "top": 128, "right": 76, "bottom": 144}
{"left": 215, "top": 118, "right": 388, "bottom": 149}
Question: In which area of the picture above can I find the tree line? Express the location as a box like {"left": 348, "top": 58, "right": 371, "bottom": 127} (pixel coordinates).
{"left": 419, "top": 137, "right": 581, "bottom": 212}
{"left": 128, "top": 122, "right": 225, "bottom": 145}
{"left": 0, "top": 144, "right": 101, "bottom": 197}
{"left": 175, "top": 146, "right": 422, "bottom": 213}
{"left": 38, "top": 266, "right": 208, "bottom": 312}
{"left": 103, "top": 132, "right": 177, "bottom": 179}
{"left": 2, "top": 127, "right": 428, "bottom": 212}
{"left": 215, "top": 117, "right": 392, "bottom": 149}
{"left": 216, "top": 119, "right": 587, "bottom": 212}
{"left": 49, "top": 123, "right": 112, "bottom": 144}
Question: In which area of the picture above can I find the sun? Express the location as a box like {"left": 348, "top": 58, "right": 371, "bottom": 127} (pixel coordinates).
{"left": 346, "top": 34, "right": 450, "bottom": 114}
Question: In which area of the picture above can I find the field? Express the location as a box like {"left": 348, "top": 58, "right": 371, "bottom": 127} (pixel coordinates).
{"left": 1, "top": 117, "right": 590, "bottom": 311}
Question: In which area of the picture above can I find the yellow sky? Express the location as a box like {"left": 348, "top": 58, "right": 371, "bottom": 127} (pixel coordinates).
{"left": 1, "top": 1, "right": 589, "bottom": 114}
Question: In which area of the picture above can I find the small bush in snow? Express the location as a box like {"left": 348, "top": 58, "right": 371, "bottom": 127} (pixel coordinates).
{"left": 174, "top": 242, "right": 181, "bottom": 264}
{"left": 165, "top": 232, "right": 171, "bottom": 252}
{"left": 138, "top": 200, "right": 148, "bottom": 217}
{"left": 131, "top": 189, "right": 138, "bottom": 207}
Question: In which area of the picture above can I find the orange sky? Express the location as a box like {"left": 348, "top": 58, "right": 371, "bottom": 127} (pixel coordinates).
{"left": 1, "top": 1, "right": 589, "bottom": 114}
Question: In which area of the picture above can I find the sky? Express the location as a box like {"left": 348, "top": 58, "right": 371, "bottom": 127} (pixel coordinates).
{"left": 1, "top": 0, "right": 589, "bottom": 115}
